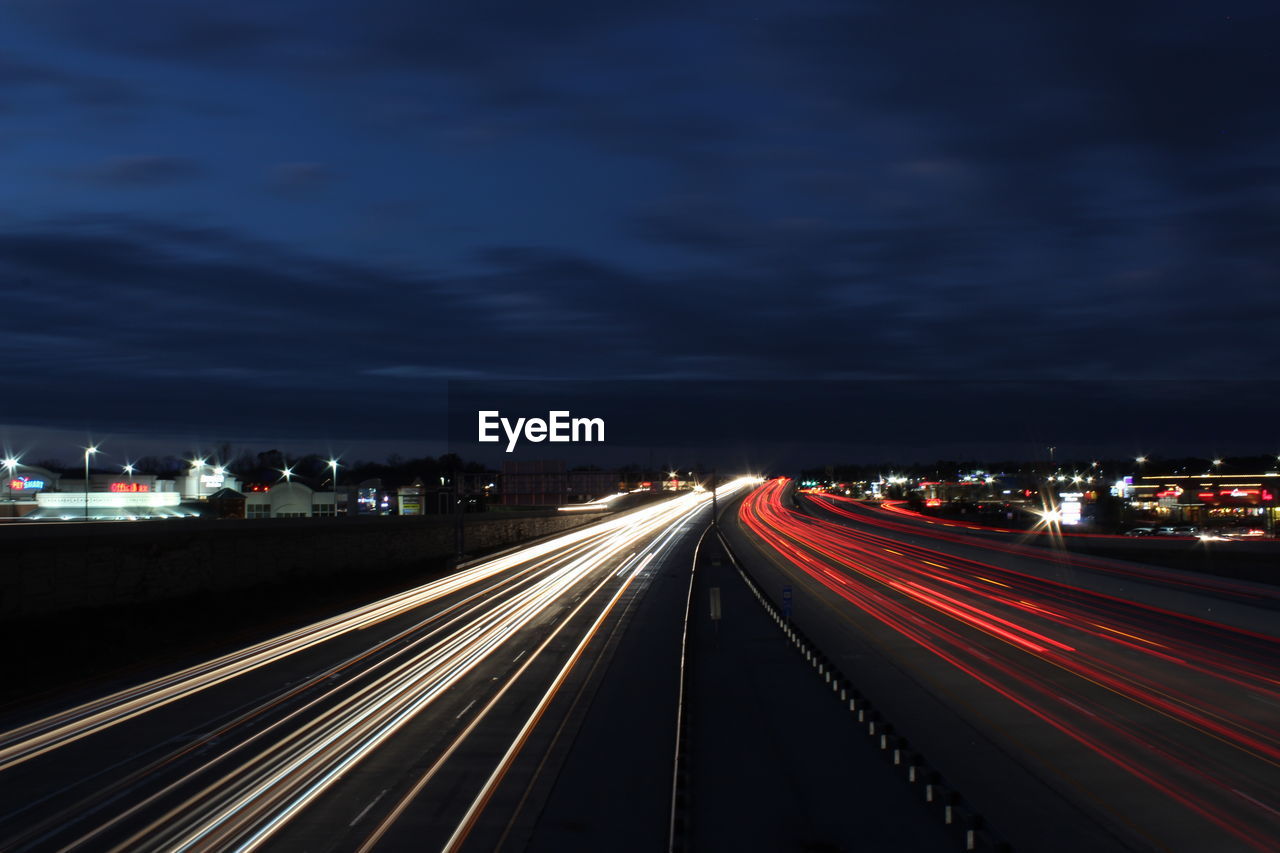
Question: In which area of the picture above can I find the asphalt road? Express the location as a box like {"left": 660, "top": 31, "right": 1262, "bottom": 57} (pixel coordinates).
{"left": 725, "top": 480, "right": 1280, "bottom": 853}
{"left": 0, "top": 484, "right": 751, "bottom": 852}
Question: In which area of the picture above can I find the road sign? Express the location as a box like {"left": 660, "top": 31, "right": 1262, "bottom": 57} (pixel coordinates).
{"left": 709, "top": 587, "right": 722, "bottom": 621}
{"left": 782, "top": 585, "right": 792, "bottom": 621}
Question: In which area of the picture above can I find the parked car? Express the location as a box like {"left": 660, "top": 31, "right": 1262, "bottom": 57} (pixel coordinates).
{"left": 1125, "top": 527, "right": 1155, "bottom": 536}
{"left": 1171, "top": 525, "right": 1199, "bottom": 537}
{"left": 1155, "top": 525, "right": 1180, "bottom": 536}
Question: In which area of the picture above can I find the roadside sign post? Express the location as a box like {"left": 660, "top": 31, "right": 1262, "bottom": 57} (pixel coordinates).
{"left": 782, "top": 585, "right": 792, "bottom": 624}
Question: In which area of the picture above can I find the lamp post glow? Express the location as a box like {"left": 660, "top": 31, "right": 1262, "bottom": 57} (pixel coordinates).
{"left": 328, "top": 459, "right": 339, "bottom": 517}
{"left": 190, "top": 458, "right": 206, "bottom": 500}
{"left": 280, "top": 466, "right": 293, "bottom": 482}
{"left": 84, "top": 446, "right": 99, "bottom": 521}
{"left": 3, "top": 457, "right": 16, "bottom": 499}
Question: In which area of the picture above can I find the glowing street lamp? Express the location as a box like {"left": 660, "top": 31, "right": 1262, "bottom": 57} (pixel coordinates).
{"left": 189, "top": 457, "right": 207, "bottom": 500}
{"left": 328, "top": 459, "right": 340, "bottom": 516}
{"left": 84, "top": 445, "right": 99, "bottom": 520}
{"left": 1213, "top": 458, "right": 1223, "bottom": 473}
{"left": 280, "top": 466, "right": 294, "bottom": 482}
{"left": 2, "top": 456, "right": 17, "bottom": 499}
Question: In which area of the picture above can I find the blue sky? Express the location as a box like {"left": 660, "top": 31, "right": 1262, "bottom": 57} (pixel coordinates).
{"left": 1, "top": 1, "right": 1277, "bottom": 463}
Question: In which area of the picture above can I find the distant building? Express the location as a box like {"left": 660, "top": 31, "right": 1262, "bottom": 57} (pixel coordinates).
{"left": 206, "top": 487, "right": 247, "bottom": 519}
{"left": 174, "top": 461, "right": 243, "bottom": 501}
{"left": 500, "top": 461, "right": 621, "bottom": 506}
{"left": 1129, "top": 473, "right": 1279, "bottom": 531}
{"left": 502, "top": 460, "right": 567, "bottom": 507}
{"left": 1, "top": 463, "right": 61, "bottom": 517}
{"left": 245, "top": 481, "right": 336, "bottom": 519}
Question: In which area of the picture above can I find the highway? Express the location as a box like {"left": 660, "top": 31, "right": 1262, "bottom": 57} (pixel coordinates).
{"left": 729, "top": 479, "right": 1280, "bottom": 852}
{"left": 0, "top": 480, "right": 753, "bottom": 852}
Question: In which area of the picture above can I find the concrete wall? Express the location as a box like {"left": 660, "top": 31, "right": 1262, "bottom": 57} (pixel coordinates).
{"left": 0, "top": 511, "right": 601, "bottom": 620}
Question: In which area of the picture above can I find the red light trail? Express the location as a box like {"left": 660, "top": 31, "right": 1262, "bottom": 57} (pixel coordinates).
{"left": 738, "top": 479, "right": 1280, "bottom": 852}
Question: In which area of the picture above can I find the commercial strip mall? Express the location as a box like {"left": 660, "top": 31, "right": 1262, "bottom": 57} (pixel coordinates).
{"left": 1128, "top": 473, "right": 1280, "bottom": 531}
{"left": 0, "top": 458, "right": 695, "bottom": 521}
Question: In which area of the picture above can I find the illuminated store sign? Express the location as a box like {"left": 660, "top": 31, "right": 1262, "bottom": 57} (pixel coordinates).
{"left": 9, "top": 477, "right": 45, "bottom": 490}
{"left": 201, "top": 474, "right": 225, "bottom": 489}
{"left": 1059, "top": 492, "right": 1083, "bottom": 525}
{"left": 110, "top": 482, "right": 151, "bottom": 493}
{"left": 1222, "top": 488, "right": 1258, "bottom": 497}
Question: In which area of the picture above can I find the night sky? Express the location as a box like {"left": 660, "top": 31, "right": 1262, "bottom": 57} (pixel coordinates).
{"left": 2, "top": 2, "right": 1277, "bottom": 465}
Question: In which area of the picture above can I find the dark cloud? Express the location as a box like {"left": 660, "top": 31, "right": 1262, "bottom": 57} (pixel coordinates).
{"left": 268, "top": 162, "right": 333, "bottom": 198}
{"left": 7, "top": 2, "right": 284, "bottom": 65}
{"left": 0, "top": 55, "right": 137, "bottom": 111}
{"left": 72, "top": 156, "right": 204, "bottom": 187}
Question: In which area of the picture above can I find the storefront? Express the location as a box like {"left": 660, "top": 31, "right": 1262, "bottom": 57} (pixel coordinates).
{"left": 1129, "top": 474, "right": 1279, "bottom": 532}
{"left": 245, "top": 482, "right": 337, "bottom": 518}
{"left": 31, "top": 489, "right": 192, "bottom": 520}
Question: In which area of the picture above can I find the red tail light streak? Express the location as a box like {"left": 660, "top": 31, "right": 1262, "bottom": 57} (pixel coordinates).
{"left": 738, "top": 479, "right": 1280, "bottom": 852}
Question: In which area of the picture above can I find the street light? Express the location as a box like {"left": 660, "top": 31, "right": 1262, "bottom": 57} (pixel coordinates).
{"left": 190, "top": 458, "right": 206, "bottom": 500}
{"left": 328, "top": 459, "right": 340, "bottom": 517}
{"left": 1213, "top": 458, "right": 1223, "bottom": 473}
{"left": 84, "top": 445, "right": 99, "bottom": 521}
{"left": 3, "top": 456, "right": 17, "bottom": 498}
{"left": 280, "top": 466, "right": 294, "bottom": 482}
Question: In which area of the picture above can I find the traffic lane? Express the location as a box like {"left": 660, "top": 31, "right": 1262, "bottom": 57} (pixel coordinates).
{"left": 798, "top": 495, "right": 1280, "bottom": 711}
{"left": 0, "top": 528, "right": 624, "bottom": 850}
{"left": 515, "top": 510, "right": 709, "bottom": 853}
{"left": 721, "top": 505, "right": 1136, "bottom": 853}
{"left": 789, "top": 501, "right": 1278, "bottom": 702}
{"left": 347, "top": 503, "right": 715, "bottom": 853}
{"left": 730, "top": 495, "right": 1280, "bottom": 852}
{"left": 264, "top": 552, "right": 646, "bottom": 852}
{"left": 824, "top": 494, "right": 1280, "bottom": 605}
{"left": 120, "top": 515, "right": 696, "bottom": 853}
{"left": 806, "top": 494, "right": 1280, "bottom": 634}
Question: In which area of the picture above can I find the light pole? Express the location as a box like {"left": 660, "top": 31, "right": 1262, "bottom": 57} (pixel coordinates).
{"left": 123, "top": 462, "right": 134, "bottom": 487}
{"left": 84, "top": 445, "right": 99, "bottom": 521}
{"left": 328, "top": 459, "right": 340, "bottom": 517}
{"left": 3, "top": 456, "right": 17, "bottom": 500}
{"left": 190, "top": 458, "right": 206, "bottom": 501}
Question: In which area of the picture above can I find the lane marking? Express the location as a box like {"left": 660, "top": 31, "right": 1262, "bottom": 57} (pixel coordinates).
{"left": 455, "top": 700, "right": 477, "bottom": 720}
{"left": 349, "top": 789, "right": 387, "bottom": 827}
